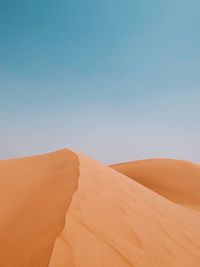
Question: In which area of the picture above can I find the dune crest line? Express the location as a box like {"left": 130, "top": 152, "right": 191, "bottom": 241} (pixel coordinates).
{"left": 1, "top": 149, "right": 200, "bottom": 267}
{"left": 49, "top": 152, "right": 200, "bottom": 267}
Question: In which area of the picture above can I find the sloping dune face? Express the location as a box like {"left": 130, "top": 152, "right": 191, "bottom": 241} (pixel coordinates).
{"left": 0, "top": 149, "right": 79, "bottom": 267}
{"left": 111, "top": 159, "right": 200, "bottom": 211}
{"left": 50, "top": 154, "right": 200, "bottom": 267}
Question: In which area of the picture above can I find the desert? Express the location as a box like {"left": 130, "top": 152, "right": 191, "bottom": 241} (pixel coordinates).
{"left": 1, "top": 149, "right": 200, "bottom": 267}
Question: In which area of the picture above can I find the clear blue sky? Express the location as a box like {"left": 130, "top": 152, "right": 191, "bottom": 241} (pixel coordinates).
{"left": 1, "top": 0, "right": 200, "bottom": 163}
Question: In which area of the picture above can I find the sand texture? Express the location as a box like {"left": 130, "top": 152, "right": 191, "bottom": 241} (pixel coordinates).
{"left": 1, "top": 150, "right": 200, "bottom": 267}
{"left": 50, "top": 153, "right": 200, "bottom": 267}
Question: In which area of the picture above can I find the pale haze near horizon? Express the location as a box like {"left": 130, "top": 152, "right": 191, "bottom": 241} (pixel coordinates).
{"left": 1, "top": 0, "right": 200, "bottom": 164}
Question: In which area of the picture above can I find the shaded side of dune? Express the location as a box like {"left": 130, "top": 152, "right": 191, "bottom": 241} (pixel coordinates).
{"left": 110, "top": 159, "right": 200, "bottom": 211}
{"left": 50, "top": 154, "right": 200, "bottom": 267}
{"left": 0, "top": 149, "right": 79, "bottom": 267}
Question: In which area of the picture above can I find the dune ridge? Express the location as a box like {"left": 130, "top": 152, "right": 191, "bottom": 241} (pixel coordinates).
{"left": 110, "top": 159, "right": 200, "bottom": 211}
{"left": 1, "top": 150, "right": 200, "bottom": 267}
{"left": 49, "top": 153, "right": 200, "bottom": 267}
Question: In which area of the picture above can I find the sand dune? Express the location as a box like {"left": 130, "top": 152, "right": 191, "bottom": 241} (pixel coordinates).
{"left": 111, "top": 159, "right": 200, "bottom": 211}
{"left": 50, "top": 152, "right": 200, "bottom": 267}
{"left": 0, "top": 149, "right": 79, "bottom": 267}
{"left": 1, "top": 150, "right": 200, "bottom": 267}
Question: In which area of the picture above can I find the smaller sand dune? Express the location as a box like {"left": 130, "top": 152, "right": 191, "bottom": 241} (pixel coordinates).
{"left": 111, "top": 159, "right": 200, "bottom": 211}
{"left": 0, "top": 149, "right": 79, "bottom": 267}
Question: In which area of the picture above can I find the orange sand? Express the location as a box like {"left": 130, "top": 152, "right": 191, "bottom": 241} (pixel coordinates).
{"left": 50, "top": 153, "right": 200, "bottom": 267}
{"left": 0, "top": 149, "right": 79, "bottom": 267}
{"left": 111, "top": 159, "right": 200, "bottom": 211}
{"left": 1, "top": 150, "right": 200, "bottom": 267}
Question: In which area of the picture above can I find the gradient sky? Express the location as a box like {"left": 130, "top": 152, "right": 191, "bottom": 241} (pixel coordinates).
{"left": 1, "top": 0, "right": 200, "bottom": 163}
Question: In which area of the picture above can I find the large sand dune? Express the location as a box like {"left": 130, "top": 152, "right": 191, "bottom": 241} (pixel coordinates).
{"left": 1, "top": 150, "right": 200, "bottom": 267}
{"left": 111, "top": 159, "right": 200, "bottom": 211}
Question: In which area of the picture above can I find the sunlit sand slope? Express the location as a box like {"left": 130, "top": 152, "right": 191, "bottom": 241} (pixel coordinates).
{"left": 50, "top": 154, "right": 200, "bottom": 267}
